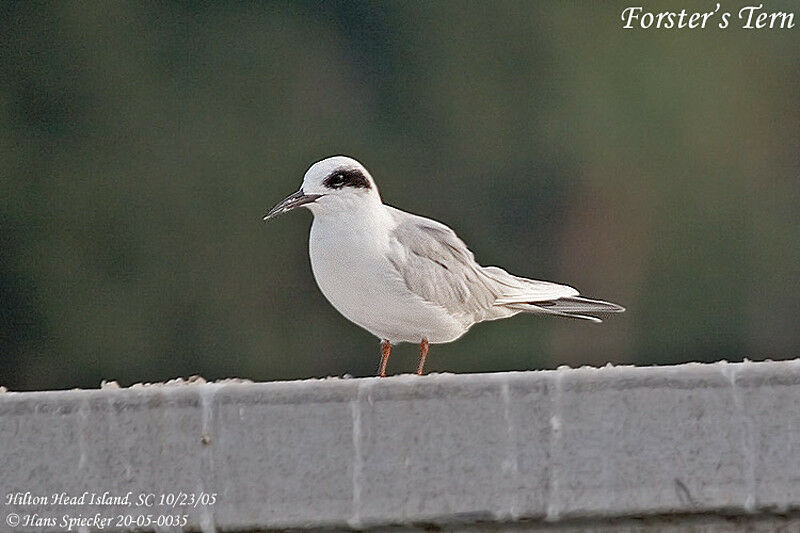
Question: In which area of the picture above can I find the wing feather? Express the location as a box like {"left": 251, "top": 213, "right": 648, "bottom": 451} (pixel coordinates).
{"left": 388, "top": 210, "right": 499, "bottom": 319}
{"left": 385, "top": 206, "right": 622, "bottom": 324}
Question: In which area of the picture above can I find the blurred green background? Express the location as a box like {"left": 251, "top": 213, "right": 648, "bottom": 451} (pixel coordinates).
{"left": 1, "top": 1, "right": 798, "bottom": 391}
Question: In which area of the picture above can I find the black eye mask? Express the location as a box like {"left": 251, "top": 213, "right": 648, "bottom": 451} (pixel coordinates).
{"left": 323, "top": 169, "right": 371, "bottom": 190}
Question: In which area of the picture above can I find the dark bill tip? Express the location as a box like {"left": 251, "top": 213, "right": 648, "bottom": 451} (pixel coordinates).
{"left": 263, "top": 190, "right": 323, "bottom": 221}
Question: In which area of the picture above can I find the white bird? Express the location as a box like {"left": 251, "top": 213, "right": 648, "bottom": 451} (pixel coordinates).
{"left": 264, "top": 156, "right": 624, "bottom": 377}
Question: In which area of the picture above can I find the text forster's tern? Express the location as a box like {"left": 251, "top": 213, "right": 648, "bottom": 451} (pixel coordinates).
{"left": 265, "top": 156, "right": 624, "bottom": 377}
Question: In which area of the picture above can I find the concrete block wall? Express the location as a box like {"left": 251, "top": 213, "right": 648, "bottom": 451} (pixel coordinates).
{"left": 1, "top": 359, "right": 799, "bottom": 531}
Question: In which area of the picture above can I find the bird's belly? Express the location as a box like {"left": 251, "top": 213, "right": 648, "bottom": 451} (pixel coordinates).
{"left": 309, "top": 233, "right": 466, "bottom": 344}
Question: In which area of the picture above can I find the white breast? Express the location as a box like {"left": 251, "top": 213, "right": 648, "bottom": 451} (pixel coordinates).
{"left": 308, "top": 208, "right": 467, "bottom": 344}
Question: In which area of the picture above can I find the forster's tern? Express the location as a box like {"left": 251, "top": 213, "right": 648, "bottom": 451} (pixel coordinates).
{"left": 265, "top": 156, "right": 624, "bottom": 376}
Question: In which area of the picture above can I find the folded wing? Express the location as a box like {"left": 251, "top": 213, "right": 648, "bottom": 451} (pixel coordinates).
{"left": 387, "top": 207, "right": 624, "bottom": 324}
{"left": 387, "top": 208, "right": 501, "bottom": 321}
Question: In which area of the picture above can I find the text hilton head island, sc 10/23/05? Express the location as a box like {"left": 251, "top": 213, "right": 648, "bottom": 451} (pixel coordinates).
{"left": 4, "top": 490, "right": 217, "bottom": 508}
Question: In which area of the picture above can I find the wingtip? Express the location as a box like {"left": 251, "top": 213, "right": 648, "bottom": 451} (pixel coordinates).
{"left": 560, "top": 312, "right": 603, "bottom": 323}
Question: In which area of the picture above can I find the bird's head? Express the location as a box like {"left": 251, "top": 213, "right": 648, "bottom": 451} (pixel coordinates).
{"left": 264, "top": 156, "right": 381, "bottom": 221}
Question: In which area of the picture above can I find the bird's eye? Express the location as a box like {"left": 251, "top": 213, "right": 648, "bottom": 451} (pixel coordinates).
{"left": 326, "top": 173, "right": 345, "bottom": 188}
{"left": 323, "top": 169, "right": 371, "bottom": 190}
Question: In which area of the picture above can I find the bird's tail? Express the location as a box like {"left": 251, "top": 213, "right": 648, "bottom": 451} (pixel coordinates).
{"left": 480, "top": 266, "right": 625, "bottom": 323}
{"left": 508, "top": 296, "right": 626, "bottom": 323}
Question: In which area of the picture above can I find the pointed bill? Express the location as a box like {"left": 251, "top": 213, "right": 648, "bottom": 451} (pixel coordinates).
{"left": 263, "top": 190, "right": 323, "bottom": 220}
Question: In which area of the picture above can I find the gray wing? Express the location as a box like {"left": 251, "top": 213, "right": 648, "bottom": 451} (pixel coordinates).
{"left": 387, "top": 207, "right": 500, "bottom": 320}
{"left": 386, "top": 206, "right": 587, "bottom": 322}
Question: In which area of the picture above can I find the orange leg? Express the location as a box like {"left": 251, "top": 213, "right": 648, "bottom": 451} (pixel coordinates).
{"left": 417, "top": 338, "right": 430, "bottom": 376}
{"left": 378, "top": 340, "right": 391, "bottom": 377}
